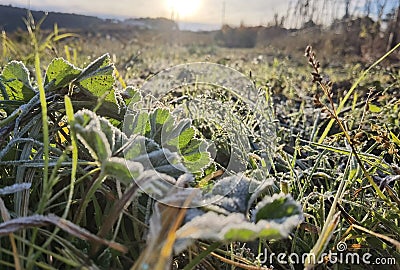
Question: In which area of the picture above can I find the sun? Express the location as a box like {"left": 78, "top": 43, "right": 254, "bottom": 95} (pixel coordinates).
{"left": 167, "top": 0, "right": 201, "bottom": 19}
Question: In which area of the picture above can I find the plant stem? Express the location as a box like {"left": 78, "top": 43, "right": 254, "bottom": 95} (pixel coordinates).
{"left": 31, "top": 34, "right": 50, "bottom": 215}
{"left": 182, "top": 242, "right": 221, "bottom": 270}
{"left": 26, "top": 21, "right": 50, "bottom": 270}
{"left": 63, "top": 95, "right": 77, "bottom": 219}
{"left": 318, "top": 41, "right": 400, "bottom": 143}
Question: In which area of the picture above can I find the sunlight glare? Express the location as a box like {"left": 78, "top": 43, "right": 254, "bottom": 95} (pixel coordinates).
{"left": 167, "top": 0, "right": 201, "bottom": 19}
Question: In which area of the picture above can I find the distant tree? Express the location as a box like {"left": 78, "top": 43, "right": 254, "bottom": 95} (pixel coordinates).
{"left": 386, "top": 2, "right": 400, "bottom": 50}
{"left": 344, "top": 0, "right": 351, "bottom": 18}
{"left": 215, "top": 24, "right": 257, "bottom": 48}
{"left": 364, "top": 0, "right": 372, "bottom": 17}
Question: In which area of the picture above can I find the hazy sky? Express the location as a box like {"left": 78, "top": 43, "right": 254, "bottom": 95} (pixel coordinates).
{"left": 1, "top": 0, "right": 296, "bottom": 26}
{"left": 1, "top": 0, "right": 394, "bottom": 27}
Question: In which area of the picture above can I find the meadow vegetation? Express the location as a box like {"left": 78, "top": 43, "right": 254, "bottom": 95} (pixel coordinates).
{"left": 0, "top": 9, "right": 399, "bottom": 270}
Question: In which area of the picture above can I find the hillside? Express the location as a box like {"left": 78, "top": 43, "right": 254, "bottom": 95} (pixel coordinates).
{"left": 0, "top": 5, "right": 178, "bottom": 33}
{"left": 0, "top": 4, "right": 105, "bottom": 31}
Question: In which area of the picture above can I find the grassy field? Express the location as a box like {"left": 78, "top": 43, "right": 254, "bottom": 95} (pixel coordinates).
{"left": 0, "top": 16, "right": 399, "bottom": 270}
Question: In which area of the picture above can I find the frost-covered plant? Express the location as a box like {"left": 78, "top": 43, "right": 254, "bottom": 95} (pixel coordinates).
{"left": 0, "top": 53, "right": 303, "bottom": 270}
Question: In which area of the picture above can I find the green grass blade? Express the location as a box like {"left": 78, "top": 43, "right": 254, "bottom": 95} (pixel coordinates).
{"left": 63, "top": 95, "right": 77, "bottom": 219}
{"left": 318, "top": 42, "right": 400, "bottom": 143}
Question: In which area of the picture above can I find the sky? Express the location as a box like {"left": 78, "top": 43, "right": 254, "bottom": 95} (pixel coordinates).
{"left": 1, "top": 0, "right": 296, "bottom": 26}
{"left": 1, "top": 0, "right": 398, "bottom": 29}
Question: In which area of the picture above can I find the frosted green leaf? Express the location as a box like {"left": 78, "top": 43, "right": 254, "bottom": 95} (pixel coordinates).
{"left": 71, "top": 109, "right": 182, "bottom": 187}
{"left": 72, "top": 109, "right": 127, "bottom": 156}
{"left": 149, "top": 108, "right": 171, "bottom": 142}
{"left": 246, "top": 176, "right": 275, "bottom": 212}
{"left": 45, "top": 58, "right": 81, "bottom": 91}
{"left": 175, "top": 210, "right": 301, "bottom": 250}
{"left": 126, "top": 106, "right": 212, "bottom": 174}
{"left": 181, "top": 138, "right": 212, "bottom": 173}
{"left": 78, "top": 54, "right": 111, "bottom": 78}
{"left": 75, "top": 53, "right": 116, "bottom": 103}
{"left": 135, "top": 170, "right": 178, "bottom": 199}
{"left": 103, "top": 158, "right": 143, "bottom": 185}
{"left": 123, "top": 86, "right": 142, "bottom": 105}
{"left": 252, "top": 193, "right": 303, "bottom": 222}
{"left": 150, "top": 173, "right": 303, "bottom": 252}
{"left": 72, "top": 109, "right": 188, "bottom": 180}
{"left": 100, "top": 118, "right": 117, "bottom": 154}
{"left": 72, "top": 109, "right": 112, "bottom": 162}
{"left": 124, "top": 135, "right": 188, "bottom": 178}
{"left": 123, "top": 135, "right": 149, "bottom": 160}
{"left": 75, "top": 123, "right": 111, "bottom": 162}
{"left": 209, "top": 174, "right": 254, "bottom": 213}
{"left": 0, "top": 183, "right": 31, "bottom": 195}
{"left": 131, "top": 112, "right": 150, "bottom": 136}
{"left": 0, "top": 61, "right": 35, "bottom": 101}
{"left": 170, "top": 125, "right": 194, "bottom": 149}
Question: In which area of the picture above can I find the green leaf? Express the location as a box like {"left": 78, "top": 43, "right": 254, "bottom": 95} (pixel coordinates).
{"left": 174, "top": 126, "right": 195, "bottom": 150}
{"left": 390, "top": 131, "right": 400, "bottom": 147}
{"left": 181, "top": 138, "right": 211, "bottom": 173}
{"left": 73, "top": 108, "right": 128, "bottom": 158}
{"left": 72, "top": 109, "right": 112, "bottom": 162}
{"left": 0, "top": 61, "right": 35, "bottom": 101}
{"left": 209, "top": 174, "right": 255, "bottom": 213}
{"left": 76, "top": 124, "right": 111, "bottom": 162}
{"left": 123, "top": 86, "right": 142, "bottom": 105}
{"left": 75, "top": 54, "right": 116, "bottom": 103}
{"left": 149, "top": 108, "right": 172, "bottom": 142}
{"left": 224, "top": 225, "right": 281, "bottom": 241}
{"left": 77, "top": 54, "right": 111, "bottom": 79}
{"left": 131, "top": 112, "right": 150, "bottom": 136}
{"left": 253, "top": 193, "right": 302, "bottom": 222}
{"left": 73, "top": 109, "right": 187, "bottom": 178}
{"left": 126, "top": 103, "right": 212, "bottom": 174}
{"left": 142, "top": 171, "right": 304, "bottom": 254}
{"left": 246, "top": 176, "right": 275, "bottom": 212}
{"left": 45, "top": 58, "right": 81, "bottom": 91}
{"left": 176, "top": 210, "right": 300, "bottom": 244}
{"left": 97, "top": 116, "right": 127, "bottom": 154}
{"left": 166, "top": 173, "right": 302, "bottom": 253}
{"left": 368, "top": 103, "right": 382, "bottom": 113}
{"left": 103, "top": 157, "right": 143, "bottom": 185}
{"left": 123, "top": 135, "right": 188, "bottom": 178}
{"left": 134, "top": 170, "right": 178, "bottom": 200}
